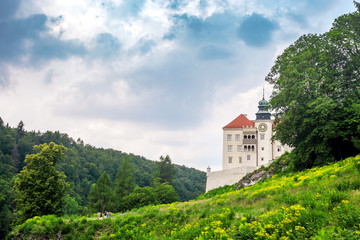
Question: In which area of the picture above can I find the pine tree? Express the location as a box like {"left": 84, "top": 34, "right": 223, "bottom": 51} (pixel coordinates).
{"left": 115, "top": 156, "right": 136, "bottom": 211}
{"left": 14, "top": 142, "right": 69, "bottom": 222}
{"left": 88, "top": 172, "right": 115, "bottom": 212}
{"left": 155, "top": 155, "right": 176, "bottom": 185}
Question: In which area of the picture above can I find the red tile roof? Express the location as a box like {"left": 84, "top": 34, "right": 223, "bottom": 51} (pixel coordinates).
{"left": 223, "top": 114, "right": 255, "bottom": 129}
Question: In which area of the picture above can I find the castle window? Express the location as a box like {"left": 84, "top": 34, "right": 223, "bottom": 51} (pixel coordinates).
{"left": 260, "top": 134, "right": 265, "bottom": 140}
{"left": 261, "top": 147, "right": 264, "bottom": 151}
{"left": 237, "top": 145, "right": 241, "bottom": 152}
{"left": 227, "top": 134, "right": 232, "bottom": 141}
{"left": 235, "top": 134, "right": 240, "bottom": 141}
{"left": 228, "top": 145, "right": 233, "bottom": 152}
{"left": 239, "top": 157, "right": 242, "bottom": 163}
{"left": 247, "top": 155, "right": 251, "bottom": 160}
{"left": 277, "top": 146, "right": 282, "bottom": 152}
{"left": 228, "top": 157, "right": 232, "bottom": 163}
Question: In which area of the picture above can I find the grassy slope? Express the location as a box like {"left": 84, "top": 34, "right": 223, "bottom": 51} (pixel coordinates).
{"left": 9, "top": 155, "right": 360, "bottom": 240}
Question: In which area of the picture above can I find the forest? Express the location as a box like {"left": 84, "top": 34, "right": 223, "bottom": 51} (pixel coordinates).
{"left": 0, "top": 119, "right": 206, "bottom": 238}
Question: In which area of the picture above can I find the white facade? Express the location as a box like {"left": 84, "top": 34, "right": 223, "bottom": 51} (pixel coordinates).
{"left": 206, "top": 96, "right": 291, "bottom": 192}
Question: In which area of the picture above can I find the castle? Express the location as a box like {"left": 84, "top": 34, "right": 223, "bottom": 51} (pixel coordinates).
{"left": 205, "top": 94, "right": 291, "bottom": 192}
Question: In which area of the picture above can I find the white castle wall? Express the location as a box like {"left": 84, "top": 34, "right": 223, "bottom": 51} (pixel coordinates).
{"left": 206, "top": 166, "right": 257, "bottom": 192}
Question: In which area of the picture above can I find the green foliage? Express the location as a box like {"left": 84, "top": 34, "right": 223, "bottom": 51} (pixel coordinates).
{"left": 63, "top": 194, "right": 83, "bottom": 215}
{"left": 266, "top": 11, "right": 360, "bottom": 170}
{"left": 14, "top": 143, "right": 69, "bottom": 223}
{"left": 0, "top": 118, "right": 205, "bottom": 236}
{"left": 154, "top": 155, "right": 176, "bottom": 185}
{"left": 121, "top": 180, "right": 178, "bottom": 211}
{"left": 152, "top": 178, "right": 179, "bottom": 204}
{"left": 8, "top": 155, "right": 360, "bottom": 240}
{"left": 115, "top": 156, "right": 136, "bottom": 211}
{"left": 197, "top": 184, "right": 237, "bottom": 200}
{"left": 88, "top": 172, "right": 116, "bottom": 212}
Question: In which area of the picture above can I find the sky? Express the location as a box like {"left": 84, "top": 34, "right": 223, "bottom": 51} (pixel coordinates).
{"left": 0, "top": 0, "right": 356, "bottom": 171}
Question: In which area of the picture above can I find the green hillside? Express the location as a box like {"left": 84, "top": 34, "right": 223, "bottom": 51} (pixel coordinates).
{"left": 0, "top": 119, "right": 206, "bottom": 238}
{"left": 8, "top": 155, "right": 360, "bottom": 239}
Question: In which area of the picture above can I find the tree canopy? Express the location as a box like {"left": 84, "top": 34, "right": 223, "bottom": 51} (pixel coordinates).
{"left": 14, "top": 142, "right": 69, "bottom": 222}
{"left": 88, "top": 172, "right": 116, "bottom": 212}
{"left": 266, "top": 8, "right": 360, "bottom": 170}
{"left": 155, "top": 155, "right": 176, "bottom": 185}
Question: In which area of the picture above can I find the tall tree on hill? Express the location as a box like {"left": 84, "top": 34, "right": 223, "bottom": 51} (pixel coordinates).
{"left": 115, "top": 156, "right": 136, "bottom": 211}
{"left": 155, "top": 155, "right": 176, "bottom": 185}
{"left": 266, "top": 8, "right": 360, "bottom": 170}
{"left": 354, "top": 1, "right": 360, "bottom": 11}
{"left": 16, "top": 121, "right": 25, "bottom": 143}
{"left": 14, "top": 142, "right": 69, "bottom": 223}
{"left": 88, "top": 172, "right": 115, "bottom": 212}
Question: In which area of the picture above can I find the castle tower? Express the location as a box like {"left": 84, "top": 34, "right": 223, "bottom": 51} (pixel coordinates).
{"left": 254, "top": 94, "right": 273, "bottom": 165}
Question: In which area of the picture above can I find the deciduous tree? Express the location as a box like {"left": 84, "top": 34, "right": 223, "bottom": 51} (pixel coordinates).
{"left": 266, "top": 8, "right": 360, "bottom": 170}
{"left": 14, "top": 142, "right": 69, "bottom": 222}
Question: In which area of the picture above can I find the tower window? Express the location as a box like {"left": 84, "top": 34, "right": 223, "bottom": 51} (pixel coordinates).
{"left": 239, "top": 157, "right": 242, "bottom": 163}
{"left": 228, "top": 145, "right": 233, "bottom": 152}
{"left": 244, "top": 135, "right": 247, "bottom": 139}
{"left": 244, "top": 145, "right": 247, "bottom": 151}
{"left": 261, "top": 157, "right": 264, "bottom": 161}
{"left": 228, "top": 157, "right": 232, "bottom": 163}
{"left": 227, "top": 134, "right": 232, "bottom": 141}
{"left": 277, "top": 146, "right": 282, "bottom": 152}
{"left": 252, "top": 135, "right": 255, "bottom": 139}
{"left": 260, "top": 134, "right": 265, "bottom": 140}
{"left": 252, "top": 146, "right": 255, "bottom": 151}
{"left": 247, "top": 155, "right": 251, "bottom": 160}
{"left": 261, "top": 147, "right": 264, "bottom": 151}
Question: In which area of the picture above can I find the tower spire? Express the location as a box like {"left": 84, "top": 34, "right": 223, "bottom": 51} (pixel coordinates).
{"left": 262, "top": 86, "right": 265, "bottom": 100}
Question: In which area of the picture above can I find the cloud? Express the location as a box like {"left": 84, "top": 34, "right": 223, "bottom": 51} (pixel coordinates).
{"left": 199, "top": 44, "right": 232, "bottom": 60}
{"left": 0, "top": 0, "right": 356, "bottom": 170}
{"left": 237, "top": 13, "right": 278, "bottom": 47}
{"left": 0, "top": 0, "right": 20, "bottom": 21}
{"left": 0, "top": 65, "right": 10, "bottom": 88}
{"left": 0, "top": 13, "right": 86, "bottom": 66}
{"left": 92, "top": 33, "right": 121, "bottom": 58}
{"left": 172, "top": 12, "right": 238, "bottom": 46}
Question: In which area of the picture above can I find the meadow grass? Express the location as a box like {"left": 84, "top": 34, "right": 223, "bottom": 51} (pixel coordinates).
{"left": 8, "top": 155, "right": 360, "bottom": 239}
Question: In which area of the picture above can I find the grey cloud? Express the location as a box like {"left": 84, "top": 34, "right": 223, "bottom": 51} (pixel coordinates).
{"left": 0, "top": 65, "right": 10, "bottom": 88}
{"left": 199, "top": 44, "right": 233, "bottom": 60}
{"left": 92, "top": 33, "right": 121, "bottom": 58}
{"left": 0, "top": 14, "right": 86, "bottom": 65}
{"left": 237, "top": 14, "right": 278, "bottom": 47}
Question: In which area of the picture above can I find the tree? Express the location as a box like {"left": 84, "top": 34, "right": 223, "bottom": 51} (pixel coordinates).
{"left": 155, "top": 155, "right": 176, "bottom": 185}
{"left": 266, "top": 9, "right": 360, "bottom": 170}
{"left": 88, "top": 172, "right": 115, "bottom": 212}
{"left": 120, "top": 178, "right": 178, "bottom": 211}
{"left": 354, "top": 1, "right": 360, "bottom": 11}
{"left": 14, "top": 142, "right": 69, "bottom": 222}
{"left": 115, "top": 156, "right": 136, "bottom": 211}
{"left": 152, "top": 178, "right": 178, "bottom": 204}
{"left": 16, "top": 121, "right": 25, "bottom": 143}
